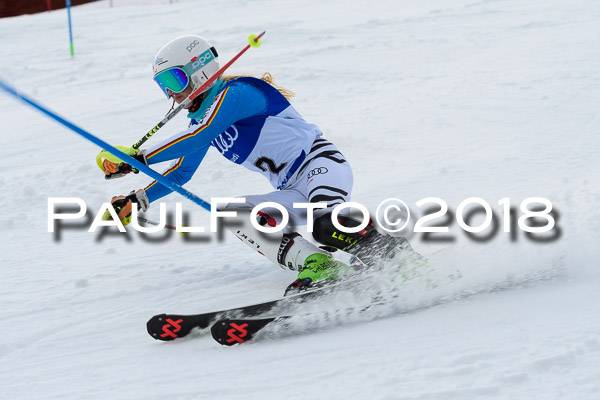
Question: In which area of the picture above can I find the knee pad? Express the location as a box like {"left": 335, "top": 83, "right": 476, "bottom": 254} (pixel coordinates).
{"left": 312, "top": 213, "right": 375, "bottom": 251}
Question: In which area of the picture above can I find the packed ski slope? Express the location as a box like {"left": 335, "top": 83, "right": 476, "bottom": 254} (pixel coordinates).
{"left": 1, "top": 0, "right": 599, "bottom": 399}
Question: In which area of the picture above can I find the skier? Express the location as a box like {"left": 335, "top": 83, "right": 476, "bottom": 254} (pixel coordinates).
{"left": 101, "top": 35, "right": 411, "bottom": 294}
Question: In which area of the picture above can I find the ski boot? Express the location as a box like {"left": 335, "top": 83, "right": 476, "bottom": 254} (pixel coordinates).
{"left": 312, "top": 214, "right": 416, "bottom": 268}
{"left": 312, "top": 214, "right": 437, "bottom": 286}
{"left": 348, "top": 230, "right": 438, "bottom": 287}
{"left": 284, "top": 252, "right": 355, "bottom": 295}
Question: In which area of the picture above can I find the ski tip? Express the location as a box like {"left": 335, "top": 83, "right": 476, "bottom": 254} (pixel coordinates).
{"left": 211, "top": 318, "right": 248, "bottom": 346}
{"left": 146, "top": 314, "right": 185, "bottom": 341}
{"left": 211, "top": 317, "right": 277, "bottom": 346}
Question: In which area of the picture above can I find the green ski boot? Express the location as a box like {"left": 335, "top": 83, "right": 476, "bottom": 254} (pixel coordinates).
{"left": 285, "top": 253, "right": 354, "bottom": 295}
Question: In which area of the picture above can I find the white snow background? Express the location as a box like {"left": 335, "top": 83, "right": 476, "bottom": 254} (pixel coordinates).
{"left": 1, "top": 0, "right": 599, "bottom": 399}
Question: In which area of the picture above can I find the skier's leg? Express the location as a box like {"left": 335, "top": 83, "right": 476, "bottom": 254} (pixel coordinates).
{"left": 312, "top": 213, "right": 414, "bottom": 268}
{"left": 294, "top": 138, "right": 417, "bottom": 269}
{"left": 221, "top": 197, "right": 353, "bottom": 294}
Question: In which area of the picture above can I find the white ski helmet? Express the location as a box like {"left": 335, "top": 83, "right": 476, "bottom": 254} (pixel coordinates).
{"left": 152, "top": 35, "right": 220, "bottom": 98}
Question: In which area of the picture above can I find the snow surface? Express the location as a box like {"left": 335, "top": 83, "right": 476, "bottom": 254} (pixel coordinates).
{"left": 1, "top": 0, "right": 599, "bottom": 399}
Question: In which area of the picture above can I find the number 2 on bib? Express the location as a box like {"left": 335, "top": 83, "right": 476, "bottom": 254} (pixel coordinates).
{"left": 254, "top": 157, "right": 287, "bottom": 174}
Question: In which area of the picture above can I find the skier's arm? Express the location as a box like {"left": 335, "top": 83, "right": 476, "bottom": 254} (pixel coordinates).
{"left": 144, "top": 82, "right": 267, "bottom": 163}
{"left": 143, "top": 146, "right": 209, "bottom": 203}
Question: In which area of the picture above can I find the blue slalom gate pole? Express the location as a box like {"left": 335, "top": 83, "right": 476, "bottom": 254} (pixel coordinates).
{"left": 66, "top": 0, "right": 74, "bottom": 56}
{"left": 0, "top": 79, "right": 212, "bottom": 211}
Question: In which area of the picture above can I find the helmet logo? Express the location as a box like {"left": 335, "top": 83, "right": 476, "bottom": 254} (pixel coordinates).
{"left": 190, "top": 49, "right": 214, "bottom": 70}
{"left": 186, "top": 40, "right": 200, "bottom": 52}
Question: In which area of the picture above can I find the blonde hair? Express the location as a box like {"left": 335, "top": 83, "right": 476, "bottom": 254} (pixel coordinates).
{"left": 221, "top": 72, "right": 295, "bottom": 100}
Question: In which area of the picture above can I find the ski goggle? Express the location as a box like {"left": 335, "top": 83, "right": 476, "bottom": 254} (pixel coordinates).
{"left": 153, "top": 67, "right": 190, "bottom": 98}
{"left": 153, "top": 47, "right": 218, "bottom": 98}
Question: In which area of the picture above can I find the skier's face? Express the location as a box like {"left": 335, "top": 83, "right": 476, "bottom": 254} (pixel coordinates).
{"left": 168, "top": 85, "right": 193, "bottom": 105}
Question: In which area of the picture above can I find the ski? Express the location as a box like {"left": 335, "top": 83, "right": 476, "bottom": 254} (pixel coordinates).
{"left": 209, "top": 298, "right": 394, "bottom": 346}
{"left": 210, "top": 317, "right": 289, "bottom": 345}
{"left": 209, "top": 272, "right": 465, "bottom": 346}
{"left": 146, "top": 285, "right": 334, "bottom": 341}
{"left": 209, "top": 299, "right": 394, "bottom": 346}
{"left": 146, "top": 256, "right": 462, "bottom": 343}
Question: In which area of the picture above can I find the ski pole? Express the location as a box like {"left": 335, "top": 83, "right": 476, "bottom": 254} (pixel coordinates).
{"left": 137, "top": 216, "right": 191, "bottom": 235}
{"left": 137, "top": 216, "right": 178, "bottom": 231}
{"left": 131, "top": 31, "right": 265, "bottom": 151}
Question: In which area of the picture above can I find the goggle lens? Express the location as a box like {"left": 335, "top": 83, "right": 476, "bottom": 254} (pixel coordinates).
{"left": 153, "top": 67, "right": 189, "bottom": 98}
